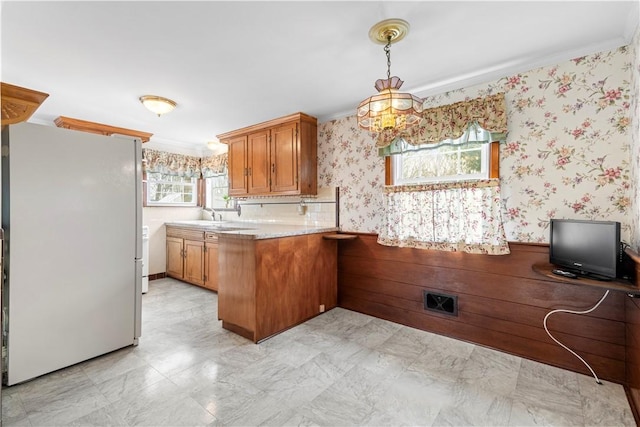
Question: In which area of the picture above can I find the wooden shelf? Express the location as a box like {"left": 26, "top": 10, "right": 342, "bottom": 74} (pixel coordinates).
{"left": 532, "top": 262, "right": 640, "bottom": 295}
{"left": 323, "top": 234, "right": 358, "bottom": 240}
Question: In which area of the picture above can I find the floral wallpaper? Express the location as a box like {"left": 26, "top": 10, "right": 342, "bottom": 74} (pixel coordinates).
{"left": 630, "top": 26, "right": 640, "bottom": 252}
{"left": 318, "top": 44, "right": 634, "bottom": 244}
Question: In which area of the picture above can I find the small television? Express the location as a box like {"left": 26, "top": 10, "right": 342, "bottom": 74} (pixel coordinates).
{"left": 549, "top": 219, "right": 621, "bottom": 280}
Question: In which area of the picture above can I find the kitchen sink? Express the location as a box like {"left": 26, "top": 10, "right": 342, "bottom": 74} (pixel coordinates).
{"left": 207, "top": 221, "right": 254, "bottom": 232}
{"left": 210, "top": 226, "right": 250, "bottom": 231}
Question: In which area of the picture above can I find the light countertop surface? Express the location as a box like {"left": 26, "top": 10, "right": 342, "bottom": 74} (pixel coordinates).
{"left": 165, "top": 220, "right": 339, "bottom": 240}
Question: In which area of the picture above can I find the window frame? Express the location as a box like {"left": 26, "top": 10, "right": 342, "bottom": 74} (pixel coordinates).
{"left": 143, "top": 171, "right": 200, "bottom": 207}
{"left": 204, "top": 173, "right": 230, "bottom": 210}
{"left": 385, "top": 141, "right": 501, "bottom": 186}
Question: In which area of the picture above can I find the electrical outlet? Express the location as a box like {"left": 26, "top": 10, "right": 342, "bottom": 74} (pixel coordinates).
{"left": 319, "top": 304, "right": 325, "bottom": 312}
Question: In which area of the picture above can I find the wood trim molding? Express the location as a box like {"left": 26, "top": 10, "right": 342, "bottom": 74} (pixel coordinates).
{"left": 54, "top": 116, "right": 153, "bottom": 142}
{"left": 489, "top": 141, "right": 500, "bottom": 179}
{"left": 1, "top": 82, "right": 49, "bottom": 127}
{"left": 385, "top": 156, "right": 392, "bottom": 185}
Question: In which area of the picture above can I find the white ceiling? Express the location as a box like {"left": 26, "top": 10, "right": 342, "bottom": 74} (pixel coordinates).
{"left": 2, "top": 1, "right": 638, "bottom": 155}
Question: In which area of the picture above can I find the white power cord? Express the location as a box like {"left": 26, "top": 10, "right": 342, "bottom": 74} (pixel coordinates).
{"left": 543, "top": 289, "right": 610, "bottom": 384}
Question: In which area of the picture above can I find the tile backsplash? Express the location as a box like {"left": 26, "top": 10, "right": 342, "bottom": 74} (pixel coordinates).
{"left": 209, "top": 186, "right": 338, "bottom": 227}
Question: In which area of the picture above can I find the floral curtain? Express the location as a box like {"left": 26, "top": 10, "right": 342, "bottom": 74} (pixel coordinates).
{"left": 377, "top": 179, "right": 510, "bottom": 255}
{"left": 142, "top": 148, "right": 201, "bottom": 178}
{"left": 376, "top": 92, "right": 508, "bottom": 148}
{"left": 201, "top": 153, "right": 228, "bottom": 178}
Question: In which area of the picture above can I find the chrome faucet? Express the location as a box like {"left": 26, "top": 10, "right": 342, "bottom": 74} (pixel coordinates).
{"left": 210, "top": 209, "right": 222, "bottom": 221}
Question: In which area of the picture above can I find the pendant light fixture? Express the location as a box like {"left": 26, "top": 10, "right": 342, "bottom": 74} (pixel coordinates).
{"left": 139, "top": 95, "right": 177, "bottom": 117}
{"left": 357, "top": 19, "right": 423, "bottom": 134}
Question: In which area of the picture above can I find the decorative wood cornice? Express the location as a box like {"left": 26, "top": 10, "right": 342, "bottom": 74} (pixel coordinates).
{"left": 1, "top": 82, "right": 49, "bottom": 127}
{"left": 54, "top": 116, "right": 153, "bottom": 142}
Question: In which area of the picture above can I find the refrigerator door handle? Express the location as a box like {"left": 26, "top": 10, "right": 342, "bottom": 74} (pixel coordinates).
{"left": 134, "top": 258, "right": 142, "bottom": 342}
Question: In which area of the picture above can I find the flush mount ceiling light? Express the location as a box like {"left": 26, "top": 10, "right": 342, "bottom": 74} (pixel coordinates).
{"left": 207, "top": 139, "right": 228, "bottom": 155}
{"left": 357, "top": 19, "right": 423, "bottom": 134}
{"left": 139, "top": 95, "right": 177, "bottom": 117}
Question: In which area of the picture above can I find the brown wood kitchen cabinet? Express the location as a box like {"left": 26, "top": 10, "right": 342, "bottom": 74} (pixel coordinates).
{"left": 203, "top": 234, "right": 219, "bottom": 291}
{"left": 166, "top": 227, "right": 218, "bottom": 291}
{"left": 218, "top": 112, "right": 317, "bottom": 197}
{"left": 227, "top": 135, "right": 248, "bottom": 196}
{"left": 218, "top": 232, "right": 337, "bottom": 342}
{"left": 166, "top": 236, "right": 185, "bottom": 278}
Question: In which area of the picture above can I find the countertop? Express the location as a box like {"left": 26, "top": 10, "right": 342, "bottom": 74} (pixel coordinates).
{"left": 165, "top": 220, "right": 339, "bottom": 240}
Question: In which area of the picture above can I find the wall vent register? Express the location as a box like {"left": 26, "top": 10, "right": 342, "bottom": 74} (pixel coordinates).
{"left": 423, "top": 291, "right": 458, "bottom": 316}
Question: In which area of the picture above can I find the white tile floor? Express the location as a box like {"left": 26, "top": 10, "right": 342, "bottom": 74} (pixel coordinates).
{"left": 2, "top": 278, "right": 636, "bottom": 426}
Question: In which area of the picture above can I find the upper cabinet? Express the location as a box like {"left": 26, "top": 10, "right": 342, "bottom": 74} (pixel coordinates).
{"left": 218, "top": 112, "right": 317, "bottom": 197}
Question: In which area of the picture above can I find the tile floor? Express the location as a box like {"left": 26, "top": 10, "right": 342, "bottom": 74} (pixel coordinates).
{"left": 2, "top": 278, "right": 636, "bottom": 426}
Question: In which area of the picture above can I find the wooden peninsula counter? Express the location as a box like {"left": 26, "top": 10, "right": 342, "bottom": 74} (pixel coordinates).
{"left": 166, "top": 221, "right": 339, "bottom": 342}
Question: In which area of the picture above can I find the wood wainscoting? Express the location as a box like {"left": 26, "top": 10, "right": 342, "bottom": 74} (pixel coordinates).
{"left": 625, "top": 249, "right": 640, "bottom": 421}
{"left": 337, "top": 233, "right": 631, "bottom": 384}
{"left": 626, "top": 296, "right": 640, "bottom": 420}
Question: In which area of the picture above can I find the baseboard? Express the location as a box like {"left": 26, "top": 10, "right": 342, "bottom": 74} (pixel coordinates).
{"left": 149, "top": 272, "right": 166, "bottom": 281}
{"left": 625, "top": 386, "right": 640, "bottom": 425}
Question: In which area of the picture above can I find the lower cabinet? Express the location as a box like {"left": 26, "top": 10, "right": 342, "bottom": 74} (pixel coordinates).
{"left": 204, "top": 240, "right": 218, "bottom": 291}
{"left": 166, "top": 227, "right": 218, "bottom": 292}
{"left": 183, "top": 239, "right": 205, "bottom": 286}
{"left": 218, "top": 232, "right": 337, "bottom": 342}
{"left": 166, "top": 236, "right": 185, "bottom": 278}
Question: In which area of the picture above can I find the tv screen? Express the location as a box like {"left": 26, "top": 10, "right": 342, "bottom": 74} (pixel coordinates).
{"left": 549, "top": 219, "right": 620, "bottom": 280}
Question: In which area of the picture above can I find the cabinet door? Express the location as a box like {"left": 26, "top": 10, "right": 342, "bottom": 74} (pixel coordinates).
{"left": 271, "top": 122, "right": 298, "bottom": 193}
{"left": 227, "top": 135, "right": 248, "bottom": 196}
{"left": 247, "top": 129, "right": 271, "bottom": 195}
{"left": 184, "top": 239, "right": 205, "bottom": 286}
{"left": 204, "top": 241, "right": 219, "bottom": 291}
{"left": 166, "top": 237, "right": 184, "bottom": 279}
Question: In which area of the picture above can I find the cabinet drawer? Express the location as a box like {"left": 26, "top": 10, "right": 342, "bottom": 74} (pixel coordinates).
{"left": 166, "top": 227, "right": 205, "bottom": 241}
{"left": 205, "top": 232, "right": 219, "bottom": 242}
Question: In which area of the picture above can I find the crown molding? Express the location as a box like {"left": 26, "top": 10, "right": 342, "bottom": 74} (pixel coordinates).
{"left": 54, "top": 116, "right": 153, "bottom": 143}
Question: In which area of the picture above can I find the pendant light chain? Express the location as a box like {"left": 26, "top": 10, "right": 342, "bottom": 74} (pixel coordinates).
{"left": 384, "top": 35, "right": 392, "bottom": 81}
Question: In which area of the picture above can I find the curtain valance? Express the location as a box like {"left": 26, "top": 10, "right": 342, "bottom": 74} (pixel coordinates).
{"left": 201, "top": 153, "right": 228, "bottom": 178}
{"left": 376, "top": 92, "right": 507, "bottom": 148}
{"left": 142, "top": 148, "right": 201, "bottom": 178}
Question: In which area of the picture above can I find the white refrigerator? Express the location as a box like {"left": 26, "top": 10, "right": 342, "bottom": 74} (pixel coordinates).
{"left": 1, "top": 122, "right": 142, "bottom": 386}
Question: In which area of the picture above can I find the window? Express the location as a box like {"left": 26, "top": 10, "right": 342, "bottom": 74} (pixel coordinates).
{"left": 385, "top": 122, "right": 501, "bottom": 186}
{"left": 378, "top": 94, "right": 509, "bottom": 254}
{"left": 146, "top": 172, "right": 197, "bottom": 206}
{"left": 380, "top": 139, "right": 506, "bottom": 255}
{"left": 204, "top": 174, "right": 229, "bottom": 209}
{"left": 393, "top": 142, "right": 490, "bottom": 185}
